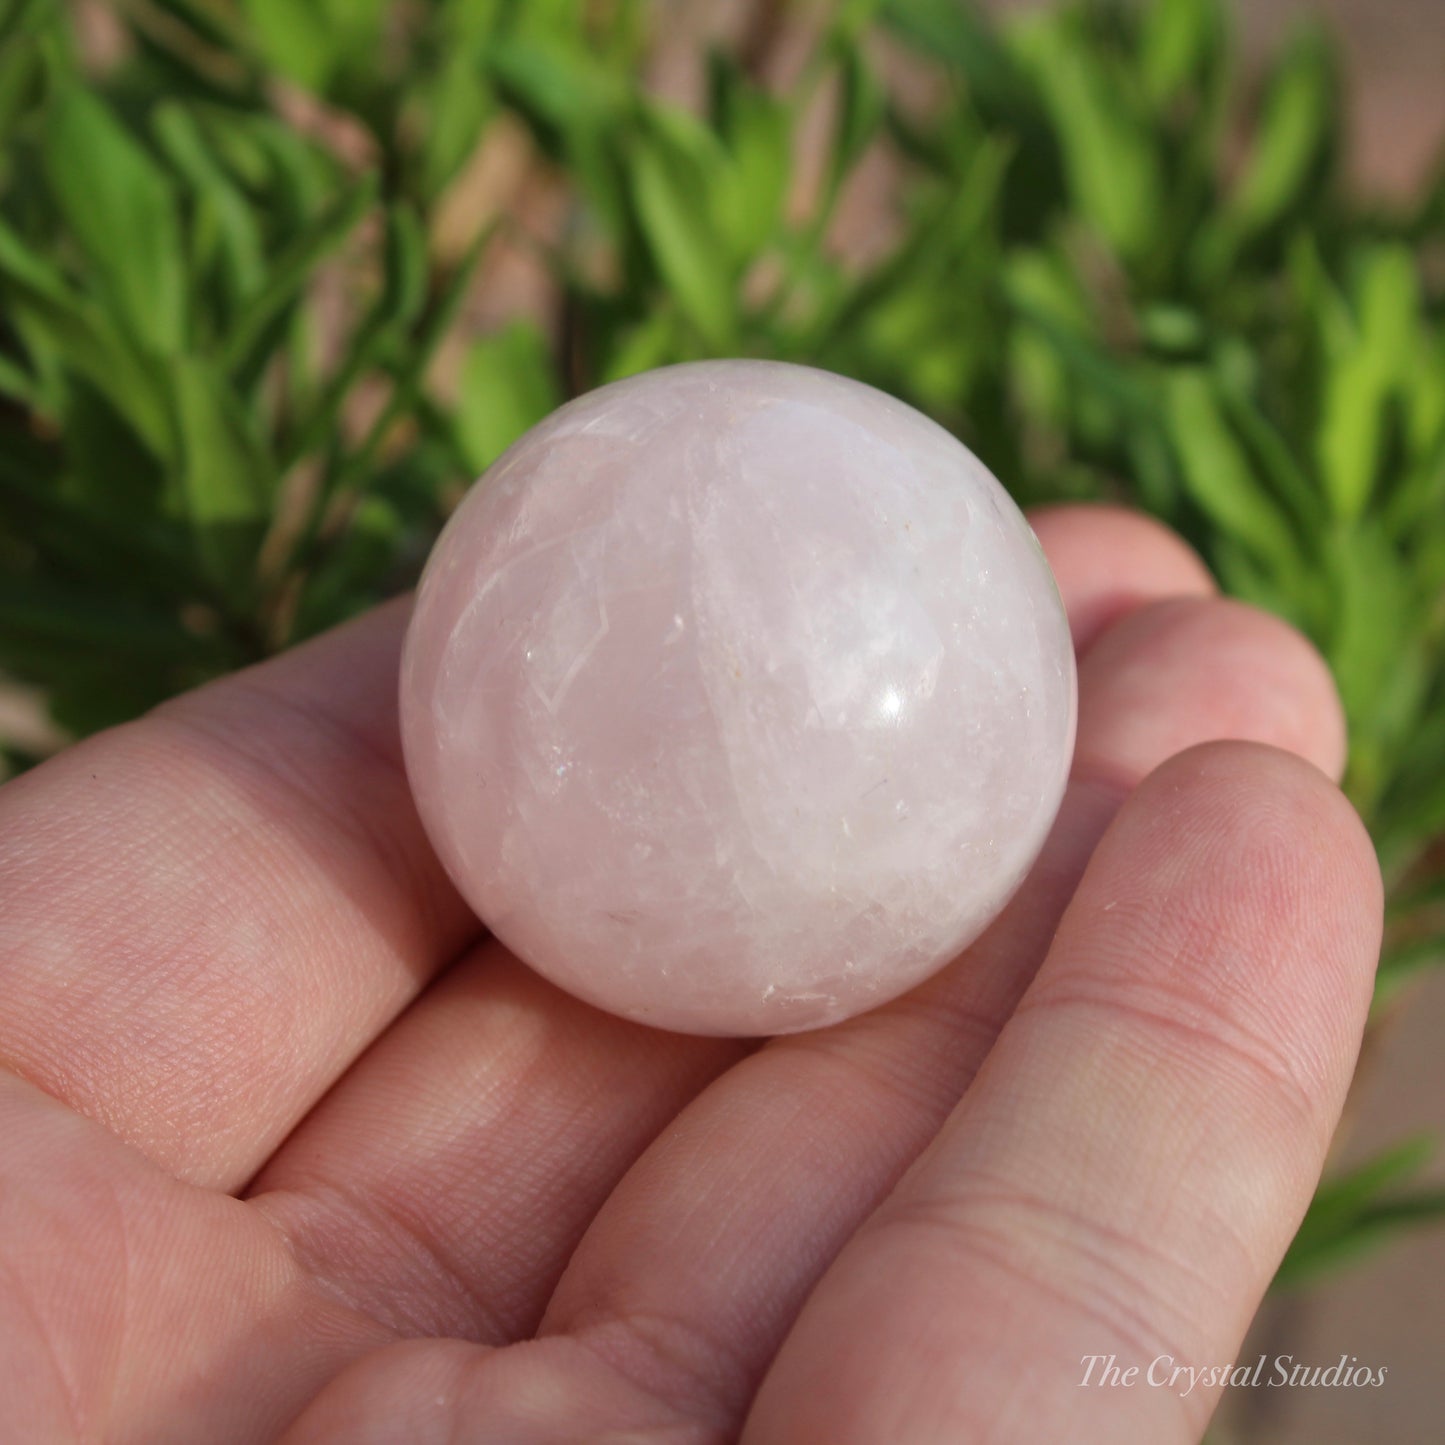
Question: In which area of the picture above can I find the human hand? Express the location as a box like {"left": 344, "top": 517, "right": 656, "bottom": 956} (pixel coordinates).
{"left": 0, "top": 506, "right": 1381, "bottom": 1444}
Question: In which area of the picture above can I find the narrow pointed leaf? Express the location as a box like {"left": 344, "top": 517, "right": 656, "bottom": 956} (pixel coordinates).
{"left": 455, "top": 321, "right": 560, "bottom": 473}
{"left": 41, "top": 85, "right": 187, "bottom": 355}
{"left": 171, "top": 362, "right": 273, "bottom": 600}
{"left": 1166, "top": 370, "right": 1298, "bottom": 567}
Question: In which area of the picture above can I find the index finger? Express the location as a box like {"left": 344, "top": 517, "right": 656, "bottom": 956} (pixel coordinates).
{"left": 0, "top": 600, "right": 477, "bottom": 1190}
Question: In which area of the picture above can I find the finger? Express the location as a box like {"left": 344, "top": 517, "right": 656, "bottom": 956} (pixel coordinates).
{"left": 237, "top": 505, "right": 1213, "bottom": 1350}
{"left": 1029, "top": 504, "right": 1216, "bottom": 654}
{"left": 744, "top": 743, "right": 1381, "bottom": 1444}
{"left": 248, "top": 944, "right": 744, "bottom": 1342}
{"left": 0, "top": 1068, "right": 392, "bottom": 1445}
{"left": 519, "top": 598, "right": 1344, "bottom": 1435}
{"left": 1076, "top": 595, "right": 1347, "bottom": 783}
{"left": 0, "top": 600, "right": 477, "bottom": 1190}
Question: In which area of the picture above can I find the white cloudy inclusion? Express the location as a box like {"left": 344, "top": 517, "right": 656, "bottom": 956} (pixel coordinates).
{"left": 401, "top": 360, "right": 1077, "bottom": 1035}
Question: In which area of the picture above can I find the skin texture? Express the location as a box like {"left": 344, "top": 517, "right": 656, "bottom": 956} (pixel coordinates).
{"left": 0, "top": 505, "right": 1379, "bottom": 1444}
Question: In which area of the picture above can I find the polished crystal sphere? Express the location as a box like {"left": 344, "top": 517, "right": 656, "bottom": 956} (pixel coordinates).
{"left": 401, "top": 361, "right": 1076, "bottom": 1035}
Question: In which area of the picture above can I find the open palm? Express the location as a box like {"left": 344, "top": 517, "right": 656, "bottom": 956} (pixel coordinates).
{"left": 0, "top": 506, "right": 1381, "bottom": 1444}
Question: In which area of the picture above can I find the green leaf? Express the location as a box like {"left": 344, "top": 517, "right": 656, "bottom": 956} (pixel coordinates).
{"left": 277, "top": 203, "right": 427, "bottom": 472}
{"left": 599, "top": 309, "right": 681, "bottom": 384}
{"left": 1007, "top": 298, "right": 1154, "bottom": 427}
{"left": 0, "top": 0, "right": 58, "bottom": 47}
{"left": 1276, "top": 1138, "right": 1442, "bottom": 1288}
{"left": 627, "top": 117, "right": 735, "bottom": 348}
{"left": 0, "top": 348, "right": 38, "bottom": 406}
{"left": 189, "top": 105, "right": 339, "bottom": 231}
{"left": 313, "top": 0, "right": 388, "bottom": 84}
{"left": 817, "top": 134, "right": 1009, "bottom": 351}
{"left": 407, "top": 221, "right": 497, "bottom": 377}
{"left": 1295, "top": 1138, "right": 1433, "bottom": 1240}
{"left": 455, "top": 321, "right": 561, "bottom": 473}
{"left": 1003, "top": 247, "right": 1100, "bottom": 429}
{"left": 1403, "top": 329, "right": 1445, "bottom": 460}
{"left": 1005, "top": 248, "right": 1091, "bottom": 331}
{"left": 381, "top": 202, "right": 429, "bottom": 332}
{"left": 1213, "top": 374, "right": 1320, "bottom": 540}
{"left": 488, "top": 39, "right": 632, "bottom": 235}
{"left": 1207, "top": 23, "right": 1336, "bottom": 259}
{"left": 0, "top": 23, "right": 44, "bottom": 141}
{"left": 40, "top": 84, "right": 187, "bottom": 355}
{"left": 489, "top": 37, "right": 624, "bottom": 146}
{"left": 153, "top": 101, "right": 267, "bottom": 317}
{"left": 62, "top": 376, "right": 168, "bottom": 513}
{"left": 880, "top": 0, "right": 1031, "bottom": 115}
{"left": 1139, "top": 0, "right": 1227, "bottom": 106}
{"left": 138, "top": 0, "right": 250, "bottom": 50}
{"left": 0, "top": 215, "right": 173, "bottom": 455}
{"left": 1373, "top": 696, "right": 1445, "bottom": 874}
{"left": 170, "top": 361, "right": 273, "bottom": 600}
{"left": 1324, "top": 521, "right": 1428, "bottom": 811}
{"left": 1317, "top": 246, "right": 1419, "bottom": 522}
{"left": 1010, "top": 12, "right": 1161, "bottom": 262}
{"left": 707, "top": 54, "right": 790, "bottom": 259}
{"left": 1165, "top": 369, "right": 1299, "bottom": 567}
{"left": 1386, "top": 429, "right": 1445, "bottom": 548}
{"left": 0, "top": 579, "right": 209, "bottom": 659}
{"left": 0, "top": 430, "right": 196, "bottom": 595}
{"left": 1140, "top": 305, "right": 1207, "bottom": 357}
{"left": 242, "top": 0, "right": 334, "bottom": 90}
{"left": 322, "top": 222, "right": 498, "bottom": 506}
{"left": 220, "top": 173, "right": 377, "bottom": 380}
{"left": 292, "top": 493, "right": 405, "bottom": 635}
{"left": 1288, "top": 230, "right": 1354, "bottom": 356}
{"left": 1374, "top": 936, "right": 1445, "bottom": 1011}
{"left": 415, "top": 50, "right": 495, "bottom": 201}
{"left": 815, "top": 38, "right": 884, "bottom": 226}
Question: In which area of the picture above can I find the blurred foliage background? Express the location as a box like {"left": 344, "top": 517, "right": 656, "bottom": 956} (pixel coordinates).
{"left": 0, "top": 0, "right": 1443, "bottom": 1294}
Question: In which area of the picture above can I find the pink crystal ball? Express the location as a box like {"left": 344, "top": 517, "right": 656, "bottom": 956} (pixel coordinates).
{"left": 401, "top": 361, "right": 1076, "bottom": 1035}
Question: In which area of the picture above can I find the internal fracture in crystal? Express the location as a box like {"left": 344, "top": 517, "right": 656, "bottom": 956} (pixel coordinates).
{"left": 401, "top": 361, "right": 1077, "bottom": 1035}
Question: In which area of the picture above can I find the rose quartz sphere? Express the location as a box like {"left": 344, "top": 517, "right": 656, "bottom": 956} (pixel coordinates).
{"left": 401, "top": 361, "right": 1076, "bottom": 1035}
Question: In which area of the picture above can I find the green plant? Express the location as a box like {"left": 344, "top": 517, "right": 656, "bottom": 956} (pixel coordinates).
{"left": 1, "top": 0, "right": 1442, "bottom": 1278}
